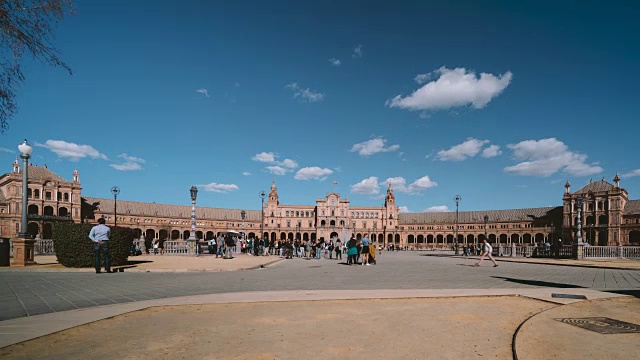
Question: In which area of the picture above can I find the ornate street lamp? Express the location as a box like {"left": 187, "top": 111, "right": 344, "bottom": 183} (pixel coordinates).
{"left": 454, "top": 195, "right": 461, "bottom": 254}
{"left": 259, "top": 190, "right": 266, "bottom": 256}
{"left": 241, "top": 210, "right": 246, "bottom": 245}
{"left": 111, "top": 186, "right": 120, "bottom": 227}
{"left": 18, "top": 140, "right": 32, "bottom": 238}
{"left": 188, "top": 186, "right": 198, "bottom": 256}
{"left": 575, "top": 197, "right": 584, "bottom": 245}
{"left": 484, "top": 214, "right": 489, "bottom": 243}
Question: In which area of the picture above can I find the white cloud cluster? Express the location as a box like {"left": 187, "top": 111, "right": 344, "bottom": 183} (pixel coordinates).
{"left": 436, "top": 138, "right": 501, "bottom": 161}
{"left": 285, "top": 83, "right": 325, "bottom": 102}
{"left": 242, "top": 171, "right": 252, "bottom": 176}
{"left": 329, "top": 58, "right": 341, "bottom": 66}
{"left": 398, "top": 206, "right": 410, "bottom": 213}
{"left": 350, "top": 138, "right": 400, "bottom": 156}
{"left": 295, "top": 167, "right": 333, "bottom": 180}
{"left": 0, "top": 147, "right": 13, "bottom": 153}
{"left": 251, "top": 152, "right": 298, "bottom": 175}
{"left": 504, "top": 138, "right": 603, "bottom": 177}
{"left": 37, "top": 140, "right": 108, "bottom": 161}
{"left": 424, "top": 205, "right": 449, "bottom": 212}
{"left": 352, "top": 44, "right": 363, "bottom": 58}
{"left": 386, "top": 67, "right": 512, "bottom": 111}
{"left": 110, "top": 153, "right": 145, "bottom": 171}
{"left": 195, "top": 88, "right": 209, "bottom": 98}
{"left": 199, "top": 182, "right": 239, "bottom": 193}
{"left": 350, "top": 175, "right": 437, "bottom": 195}
{"left": 622, "top": 169, "right": 640, "bottom": 178}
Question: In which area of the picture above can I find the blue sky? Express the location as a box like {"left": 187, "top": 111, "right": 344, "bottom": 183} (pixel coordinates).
{"left": 1, "top": 0, "right": 639, "bottom": 213}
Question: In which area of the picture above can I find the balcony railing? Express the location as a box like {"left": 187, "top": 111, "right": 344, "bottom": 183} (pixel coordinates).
{"left": 10, "top": 239, "right": 55, "bottom": 255}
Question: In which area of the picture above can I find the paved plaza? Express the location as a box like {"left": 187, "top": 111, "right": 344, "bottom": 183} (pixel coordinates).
{"left": 1, "top": 252, "right": 639, "bottom": 322}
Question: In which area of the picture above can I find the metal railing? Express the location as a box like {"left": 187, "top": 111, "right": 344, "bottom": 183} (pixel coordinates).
{"left": 9, "top": 239, "right": 56, "bottom": 255}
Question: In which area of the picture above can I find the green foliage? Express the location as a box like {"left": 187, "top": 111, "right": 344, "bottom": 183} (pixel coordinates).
{"left": 52, "top": 223, "right": 134, "bottom": 268}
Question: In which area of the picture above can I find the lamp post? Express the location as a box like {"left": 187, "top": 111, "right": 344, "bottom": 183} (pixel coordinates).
{"left": 241, "top": 210, "right": 246, "bottom": 244}
{"left": 484, "top": 214, "right": 489, "bottom": 243}
{"left": 188, "top": 186, "right": 198, "bottom": 256}
{"left": 18, "top": 140, "right": 32, "bottom": 238}
{"left": 575, "top": 197, "right": 584, "bottom": 245}
{"left": 111, "top": 186, "right": 120, "bottom": 227}
{"left": 259, "top": 190, "right": 265, "bottom": 256}
{"left": 296, "top": 223, "right": 300, "bottom": 241}
{"left": 454, "top": 195, "right": 461, "bottom": 254}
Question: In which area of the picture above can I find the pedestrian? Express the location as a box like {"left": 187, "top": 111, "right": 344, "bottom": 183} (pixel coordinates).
{"left": 305, "top": 239, "right": 312, "bottom": 260}
{"left": 335, "top": 238, "right": 342, "bottom": 260}
{"left": 89, "top": 217, "right": 111, "bottom": 273}
{"left": 475, "top": 239, "right": 498, "bottom": 267}
{"left": 158, "top": 237, "right": 165, "bottom": 255}
{"left": 216, "top": 234, "right": 225, "bottom": 258}
{"left": 361, "top": 234, "right": 371, "bottom": 266}
{"left": 347, "top": 236, "right": 357, "bottom": 265}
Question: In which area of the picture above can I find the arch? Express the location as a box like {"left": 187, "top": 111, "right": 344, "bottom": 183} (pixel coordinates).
{"left": 288, "top": 232, "right": 294, "bottom": 241}
{"left": 196, "top": 231, "right": 203, "bottom": 240}
{"left": 478, "top": 234, "right": 486, "bottom": 242}
{"left": 436, "top": 234, "right": 444, "bottom": 243}
{"left": 182, "top": 230, "right": 189, "bottom": 240}
{"left": 340, "top": 220, "right": 345, "bottom": 226}
{"left": 296, "top": 211, "right": 299, "bottom": 217}
{"left": 467, "top": 234, "right": 474, "bottom": 244}
{"left": 500, "top": 234, "right": 508, "bottom": 244}
{"left": 387, "top": 234, "right": 393, "bottom": 243}
{"left": 428, "top": 234, "right": 434, "bottom": 243}
{"left": 43, "top": 206, "right": 54, "bottom": 216}
{"left": 205, "top": 231, "right": 214, "bottom": 240}
{"left": 263, "top": 232, "right": 269, "bottom": 240}
{"left": 269, "top": 232, "right": 275, "bottom": 241}
{"left": 303, "top": 232, "right": 309, "bottom": 241}
{"left": 586, "top": 215, "right": 595, "bottom": 225}
{"left": 394, "top": 234, "right": 400, "bottom": 244}
{"left": 408, "top": 234, "right": 415, "bottom": 243}
{"left": 321, "top": 220, "right": 326, "bottom": 227}
{"left": 330, "top": 232, "right": 339, "bottom": 239}
{"left": 488, "top": 234, "right": 497, "bottom": 243}
{"left": 145, "top": 229, "right": 156, "bottom": 240}
{"left": 43, "top": 223, "right": 53, "bottom": 239}
{"left": 170, "top": 230, "right": 180, "bottom": 240}
{"left": 446, "top": 234, "right": 454, "bottom": 244}
{"left": 27, "top": 222, "right": 39, "bottom": 238}
{"left": 598, "top": 215, "right": 608, "bottom": 225}
{"left": 280, "top": 232, "right": 286, "bottom": 240}
{"left": 598, "top": 230, "right": 608, "bottom": 246}
{"left": 523, "top": 233, "right": 532, "bottom": 243}
{"left": 534, "top": 233, "right": 545, "bottom": 244}
{"left": 356, "top": 233, "right": 362, "bottom": 240}
{"left": 511, "top": 233, "right": 520, "bottom": 244}
{"left": 311, "top": 233, "right": 317, "bottom": 241}
{"left": 58, "top": 207, "right": 69, "bottom": 217}
{"left": 28, "top": 204, "right": 39, "bottom": 215}
{"left": 629, "top": 231, "right": 640, "bottom": 245}
{"left": 330, "top": 220, "right": 336, "bottom": 227}
{"left": 417, "top": 235, "right": 424, "bottom": 243}
{"left": 159, "top": 229, "right": 168, "bottom": 240}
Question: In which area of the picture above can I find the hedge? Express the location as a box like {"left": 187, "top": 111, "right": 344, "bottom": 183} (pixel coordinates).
{"left": 53, "top": 223, "right": 135, "bottom": 268}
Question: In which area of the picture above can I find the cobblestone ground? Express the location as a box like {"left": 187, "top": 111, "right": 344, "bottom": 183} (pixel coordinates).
{"left": 1, "top": 252, "right": 639, "bottom": 321}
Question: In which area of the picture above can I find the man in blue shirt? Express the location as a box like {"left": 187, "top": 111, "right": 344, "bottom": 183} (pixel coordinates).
{"left": 89, "top": 217, "right": 111, "bottom": 273}
{"left": 361, "top": 234, "right": 371, "bottom": 266}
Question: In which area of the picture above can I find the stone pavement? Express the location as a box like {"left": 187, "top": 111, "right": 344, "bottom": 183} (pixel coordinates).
{"left": 457, "top": 254, "right": 640, "bottom": 270}
{"left": 1, "top": 252, "right": 639, "bottom": 322}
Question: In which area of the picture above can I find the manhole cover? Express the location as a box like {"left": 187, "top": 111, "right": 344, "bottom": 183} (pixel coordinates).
{"left": 555, "top": 317, "right": 640, "bottom": 334}
{"left": 551, "top": 293, "right": 588, "bottom": 300}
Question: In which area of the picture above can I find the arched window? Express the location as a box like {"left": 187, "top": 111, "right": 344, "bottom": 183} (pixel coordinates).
{"left": 296, "top": 211, "right": 299, "bottom": 217}
{"left": 34, "top": 189, "right": 40, "bottom": 199}
{"left": 64, "top": 193, "right": 69, "bottom": 202}
{"left": 286, "top": 211, "right": 289, "bottom": 217}
{"left": 27, "top": 188, "right": 32, "bottom": 198}
{"left": 331, "top": 210, "right": 335, "bottom": 216}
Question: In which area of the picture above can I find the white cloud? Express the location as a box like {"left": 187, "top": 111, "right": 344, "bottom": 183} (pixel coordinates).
{"left": 252, "top": 152, "right": 276, "bottom": 163}
{"left": 384, "top": 176, "right": 438, "bottom": 194}
{"left": 622, "top": 169, "right": 640, "bottom": 178}
{"left": 242, "top": 171, "right": 251, "bottom": 176}
{"left": 199, "top": 182, "right": 239, "bottom": 193}
{"left": 352, "top": 44, "right": 363, "bottom": 58}
{"left": 195, "top": 89, "right": 209, "bottom": 98}
{"left": 37, "top": 140, "right": 108, "bottom": 161}
{"left": 437, "top": 138, "right": 490, "bottom": 161}
{"left": 386, "top": 67, "right": 512, "bottom": 111}
{"left": 329, "top": 58, "right": 341, "bottom": 66}
{"left": 351, "top": 176, "right": 380, "bottom": 194}
{"left": 266, "top": 166, "right": 287, "bottom": 176}
{"left": 294, "top": 167, "right": 333, "bottom": 180}
{"left": 481, "top": 144, "right": 502, "bottom": 158}
{"left": 398, "top": 206, "right": 410, "bottom": 213}
{"left": 110, "top": 153, "right": 145, "bottom": 171}
{"left": 504, "top": 138, "right": 603, "bottom": 177}
{"left": 285, "top": 83, "right": 325, "bottom": 102}
{"left": 414, "top": 73, "right": 431, "bottom": 84}
{"left": 351, "top": 138, "right": 400, "bottom": 156}
{"left": 280, "top": 159, "right": 298, "bottom": 169}
{"left": 424, "top": 205, "right": 449, "bottom": 212}
{"left": 0, "top": 147, "right": 14, "bottom": 153}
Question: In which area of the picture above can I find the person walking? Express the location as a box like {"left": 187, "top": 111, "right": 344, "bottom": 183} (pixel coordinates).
{"left": 347, "top": 236, "right": 357, "bottom": 265}
{"left": 89, "top": 217, "right": 111, "bottom": 273}
{"left": 335, "top": 238, "right": 342, "bottom": 260}
{"left": 216, "top": 234, "right": 225, "bottom": 258}
{"left": 475, "top": 239, "right": 498, "bottom": 267}
{"left": 361, "top": 234, "right": 371, "bottom": 266}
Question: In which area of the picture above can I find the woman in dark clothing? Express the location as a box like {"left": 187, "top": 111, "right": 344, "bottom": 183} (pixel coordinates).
{"left": 347, "top": 236, "right": 357, "bottom": 265}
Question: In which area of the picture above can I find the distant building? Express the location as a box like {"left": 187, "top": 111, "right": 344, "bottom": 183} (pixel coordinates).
{"left": 1, "top": 163, "right": 639, "bottom": 246}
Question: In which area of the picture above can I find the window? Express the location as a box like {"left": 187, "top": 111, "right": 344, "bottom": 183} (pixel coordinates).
{"left": 45, "top": 191, "right": 52, "bottom": 200}
{"left": 64, "top": 193, "right": 69, "bottom": 202}
{"left": 287, "top": 221, "right": 291, "bottom": 227}
{"left": 27, "top": 188, "right": 32, "bottom": 198}
{"left": 34, "top": 189, "right": 40, "bottom": 199}
{"left": 57, "top": 192, "right": 62, "bottom": 201}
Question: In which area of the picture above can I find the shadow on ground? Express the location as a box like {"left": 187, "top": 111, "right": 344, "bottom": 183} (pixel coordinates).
{"left": 492, "top": 276, "right": 583, "bottom": 288}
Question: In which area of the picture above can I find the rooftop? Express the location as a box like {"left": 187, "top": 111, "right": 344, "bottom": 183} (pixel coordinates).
{"left": 400, "top": 207, "right": 562, "bottom": 224}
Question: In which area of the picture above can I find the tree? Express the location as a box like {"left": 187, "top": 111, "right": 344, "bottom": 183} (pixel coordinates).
{"left": 1, "top": 0, "right": 74, "bottom": 133}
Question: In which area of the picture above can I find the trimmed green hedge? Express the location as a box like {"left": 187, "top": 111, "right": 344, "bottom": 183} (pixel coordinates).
{"left": 53, "top": 223, "right": 134, "bottom": 268}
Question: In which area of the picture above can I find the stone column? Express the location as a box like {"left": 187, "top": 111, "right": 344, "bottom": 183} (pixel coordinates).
{"left": 11, "top": 237, "right": 36, "bottom": 267}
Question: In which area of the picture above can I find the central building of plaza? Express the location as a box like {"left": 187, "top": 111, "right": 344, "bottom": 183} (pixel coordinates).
{"left": 1, "top": 163, "right": 639, "bottom": 247}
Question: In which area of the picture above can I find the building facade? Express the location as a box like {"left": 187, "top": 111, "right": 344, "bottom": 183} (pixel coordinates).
{"left": 1, "top": 164, "right": 639, "bottom": 247}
